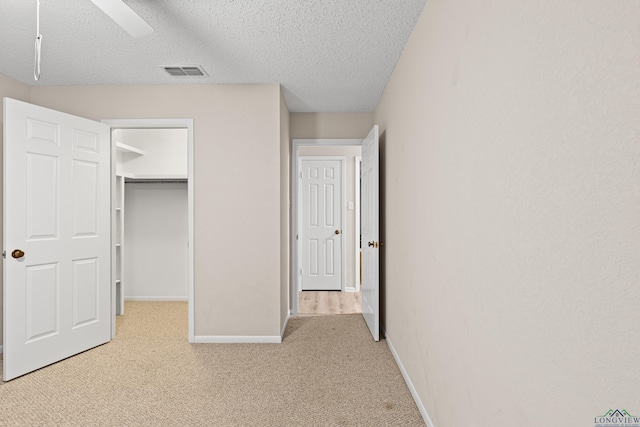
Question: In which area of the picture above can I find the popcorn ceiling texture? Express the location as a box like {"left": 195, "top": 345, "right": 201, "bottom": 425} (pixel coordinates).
{"left": 0, "top": 0, "right": 426, "bottom": 112}
{"left": 375, "top": 0, "right": 640, "bottom": 425}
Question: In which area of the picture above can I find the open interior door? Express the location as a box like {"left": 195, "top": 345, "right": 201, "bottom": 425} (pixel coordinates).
{"left": 361, "top": 125, "right": 379, "bottom": 341}
{"left": 3, "top": 98, "right": 112, "bottom": 381}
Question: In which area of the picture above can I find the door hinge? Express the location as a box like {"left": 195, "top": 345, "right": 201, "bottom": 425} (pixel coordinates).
{"left": 300, "top": 268, "right": 303, "bottom": 275}
{"left": 296, "top": 234, "right": 299, "bottom": 240}
{"left": 300, "top": 171, "right": 303, "bottom": 179}
{"left": 2, "top": 251, "right": 5, "bottom": 259}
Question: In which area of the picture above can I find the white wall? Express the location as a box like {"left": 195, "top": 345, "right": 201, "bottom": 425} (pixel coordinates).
{"left": 298, "top": 145, "right": 362, "bottom": 290}
{"left": 117, "top": 128, "right": 188, "bottom": 178}
{"left": 124, "top": 182, "right": 188, "bottom": 300}
{"left": 375, "top": 0, "right": 640, "bottom": 425}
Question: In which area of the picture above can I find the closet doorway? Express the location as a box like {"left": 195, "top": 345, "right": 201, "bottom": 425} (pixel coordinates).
{"left": 105, "top": 119, "right": 194, "bottom": 342}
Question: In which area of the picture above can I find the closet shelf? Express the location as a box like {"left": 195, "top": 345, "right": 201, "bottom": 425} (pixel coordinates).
{"left": 116, "top": 142, "right": 145, "bottom": 156}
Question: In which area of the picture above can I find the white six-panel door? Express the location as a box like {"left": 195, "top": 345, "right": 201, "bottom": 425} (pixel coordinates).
{"left": 300, "top": 158, "right": 343, "bottom": 291}
{"left": 361, "top": 126, "right": 380, "bottom": 341}
{"left": 3, "top": 98, "right": 111, "bottom": 381}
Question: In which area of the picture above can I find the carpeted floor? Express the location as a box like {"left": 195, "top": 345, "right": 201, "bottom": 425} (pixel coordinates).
{"left": 0, "top": 301, "right": 424, "bottom": 426}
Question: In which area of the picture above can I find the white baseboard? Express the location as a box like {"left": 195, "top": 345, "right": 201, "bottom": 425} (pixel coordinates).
{"left": 383, "top": 327, "right": 435, "bottom": 427}
{"left": 124, "top": 296, "right": 188, "bottom": 301}
{"left": 194, "top": 313, "right": 290, "bottom": 345}
{"left": 280, "top": 311, "right": 291, "bottom": 340}
{"left": 194, "top": 335, "right": 282, "bottom": 344}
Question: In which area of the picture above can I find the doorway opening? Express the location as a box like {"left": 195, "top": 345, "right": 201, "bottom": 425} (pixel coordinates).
{"left": 291, "top": 139, "right": 363, "bottom": 316}
{"left": 104, "top": 119, "right": 194, "bottom": 342}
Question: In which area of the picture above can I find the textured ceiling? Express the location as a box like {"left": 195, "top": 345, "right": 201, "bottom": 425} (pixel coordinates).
{"left": 0, "top": 0, "right": 426, "bottom": 112}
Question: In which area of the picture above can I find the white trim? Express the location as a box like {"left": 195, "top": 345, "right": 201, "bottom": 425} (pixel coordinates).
{"left": 103, "top": 119, "right": 191, "bottom": 128}
{"left": 195, "top": 335, "right": 282, "bottom": 344}
{"left": 110, "top": 127, "right": 117, "bottom": 339}
{"left": 294, "top": 139, "right": 363, "bottom": 147}
{"left": 341, "top": 158, "right": 347, "bottom": 292}
{"left": 280, "top": 311, "right": 291, "bottom": 340}
{"left": 103, "top": 118, "right": 195, "bottom": 343}
{"left": 383, "top": 328, "right": 435, "bottom": 427}
{"left": 291, "top": 139, "right": 362, "bottom": 315}
{"left": 354, "top": 156, "right": 361, "bottom": 291}
{"left": 124, "top": 297, "right": 188, "bottom": 301}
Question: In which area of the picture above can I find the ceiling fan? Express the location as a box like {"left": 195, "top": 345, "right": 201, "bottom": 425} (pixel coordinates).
{"left": 89, "top": 0, "right": 154, "bottom": 38}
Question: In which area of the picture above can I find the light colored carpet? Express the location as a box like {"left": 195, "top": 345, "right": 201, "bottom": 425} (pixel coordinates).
{"left": 0, "top": 301, "right": 424, "bottom": 426}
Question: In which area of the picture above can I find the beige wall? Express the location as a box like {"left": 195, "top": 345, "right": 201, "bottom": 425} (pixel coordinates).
{"left": 28, "top": 83, "right": 284, "bottom": 338}
{"left": 375, "top": 1, "right": 640, "bottom": 425}
{"left": 0, "top": 74, "right": 31, "bottom": 102}
{"left": 0, "top": 74, "right": 31, "bottom": 348}
{"left": 290, "top": 113, "right": 373, "bottom": 139}
{"left": 279, "top": 87, "right": 290, "bottom": 329}
{"left": 298, "top": 146, "right": 362, "bottom": 290}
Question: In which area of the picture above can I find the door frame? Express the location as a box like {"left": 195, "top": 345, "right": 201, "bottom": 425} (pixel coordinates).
{"left": 298, "top": 155, "right": 346, "bottom": 292}
{"left": 354, "top": 155, "right": 362, "bottom": 292}
{"left": 103, "top": 119, "right": 195, "bottom": 343}
{"left": 291, "top": 139, "right": 362, "bottom": 315}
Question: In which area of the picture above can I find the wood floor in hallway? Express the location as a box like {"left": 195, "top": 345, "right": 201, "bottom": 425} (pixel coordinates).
{"left": 298, "top": 290, "right": 362, "bottom": 315}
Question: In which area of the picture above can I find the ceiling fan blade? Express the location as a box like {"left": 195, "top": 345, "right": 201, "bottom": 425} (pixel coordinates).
{"left": 90, "top": 0, "right": 154, "bottom": 38}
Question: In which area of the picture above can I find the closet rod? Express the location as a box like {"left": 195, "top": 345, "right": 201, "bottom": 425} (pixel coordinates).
{"left": 125, "top": 178, "right": 187, "bottom": 184}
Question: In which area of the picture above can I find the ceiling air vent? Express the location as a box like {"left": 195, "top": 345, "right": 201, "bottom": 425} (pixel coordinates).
{"left": 162, "top": 65, "right": 208, "bottom": 77}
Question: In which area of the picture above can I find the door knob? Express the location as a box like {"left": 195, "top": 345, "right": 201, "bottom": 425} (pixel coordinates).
{"left": 335, "top": 230, "right": 340, "bottom": 235}
{"left": 368, "top": 242, "right": 374, "bottom": 247}
{"left": 11, "top": 249, "right": 25, "bottom": 259}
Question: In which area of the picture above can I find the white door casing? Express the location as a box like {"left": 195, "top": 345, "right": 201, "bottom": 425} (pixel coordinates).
{"left": 3, "top": 98, "right": 111, "bottom": 381}
{"left": 354, "top": 156, "right": 362, "bottom": 291}
{"left": 361, "top": 126, "right": 380, "bottom": 341}
{"left": 300, "top": 157, "right": 343, "bottom": 291}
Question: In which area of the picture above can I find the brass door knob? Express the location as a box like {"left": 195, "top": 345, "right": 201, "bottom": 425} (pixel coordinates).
{"left": 335, "top": 230, "right": 340, "bottom": 235}
{"left": 11, "top": 249, "right": 25, "bottom": 259}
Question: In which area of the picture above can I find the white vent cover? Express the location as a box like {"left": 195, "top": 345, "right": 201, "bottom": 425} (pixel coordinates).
{"left": 162, "top": 65, "right": 208, "bottom": 77}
